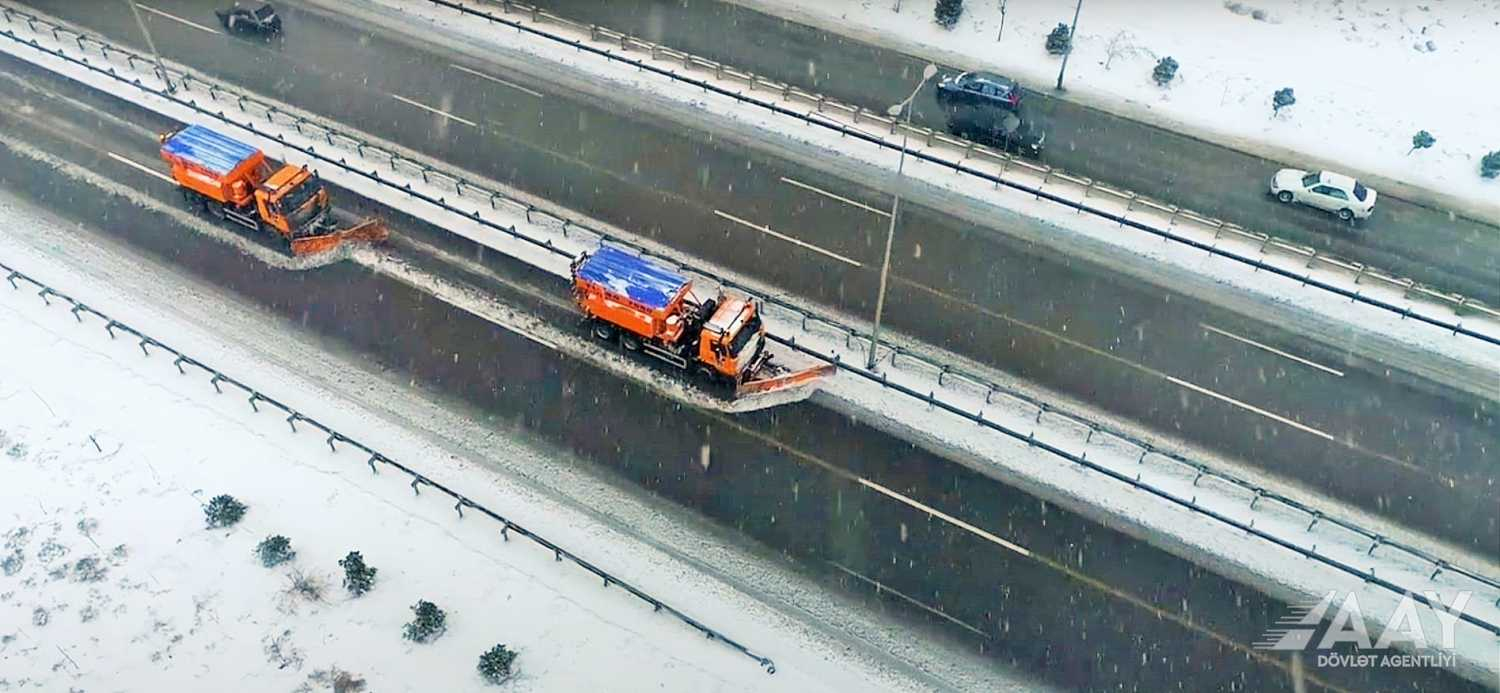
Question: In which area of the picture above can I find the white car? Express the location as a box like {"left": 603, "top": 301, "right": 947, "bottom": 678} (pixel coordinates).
{"left": 1269, "top": 169, "right": 1377, "bottom": 221}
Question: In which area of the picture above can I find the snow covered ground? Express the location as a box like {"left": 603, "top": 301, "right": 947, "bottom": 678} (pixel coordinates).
{"left": 736, "top": 0, "right": 1500, "bottom": 219}
{"left": 0, "top": 193, "right": 1000, "bottom": 690}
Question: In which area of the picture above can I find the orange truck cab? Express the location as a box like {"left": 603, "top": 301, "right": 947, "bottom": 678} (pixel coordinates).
{"left": 571, "top": 246, "right": 768, "bottom": 381}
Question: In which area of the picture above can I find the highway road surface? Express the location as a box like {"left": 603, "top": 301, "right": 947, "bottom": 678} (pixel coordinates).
{"left": 11, "top": 0, "right": 1496, "bottom": 550}
{"left": 531, "top": 0, "right": 1500, "bottom": 306}
{"left": 0, "top": 66, "right": 1482, "bottom": 692}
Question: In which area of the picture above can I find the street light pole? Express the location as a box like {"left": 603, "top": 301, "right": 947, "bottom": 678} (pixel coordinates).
{"left": 867, "top": 63, "right": 937, "bottom": 371}
{"left": 1055, "top": 0, "right": 1084, "bottom": 91}
{"left": 124, "top": 0, "right": 174, "bottom": 93}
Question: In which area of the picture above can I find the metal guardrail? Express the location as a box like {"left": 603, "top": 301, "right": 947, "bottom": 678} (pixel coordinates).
{"left": 0, "top": 259, "right": 778, "bottom": 674}
{"left": 2, "top": 6, "right": 1495, "bottom": 636}
{"left": 424, "top": 0, "right": 1500, "bottom": 347}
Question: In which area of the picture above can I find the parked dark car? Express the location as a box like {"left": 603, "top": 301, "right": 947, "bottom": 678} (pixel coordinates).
{"left": 216, "top": 3, "right": 282, "bottom": 36}
{"left": 943, "top": 103, "right": 1046, "bottom": 158}
{"left": 935, "top": 71, "right": 1023, "bottom": 111}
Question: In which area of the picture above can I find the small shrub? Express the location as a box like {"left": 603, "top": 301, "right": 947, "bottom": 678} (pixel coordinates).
{"left": 72, "top": 557, "right": 107, "bottom": 582}
{"left": 1408, "top": 130, "right": 1436, "bottom": 154}
{"left": 338, "top": 551, "right": 377, "bottom": 596}
{"left": 1271, "top": 87, "right": 1296, "bottom": 116}
{"left": 1153, "top": 56, "right": 1179, "bottom": 86}
{"left": 1481, "top": 151, "right": 1500, "bottom": 179}
{"left": 1046, "top": 23, "right": 1072, "bottom": 55}
{"left": 477, "top": 644, "right": 519, "bottom": 685}
{"left": 403, "top": 600, "right": 447, "bottom": 643}
{"left": 933, "top": 0, "right": 964, "bottom": 29}
{"left": 287, "top": 570, "right": 326, "bottom": 602}
{"left": 204, "top": 494, "right": 247, "bottom": 528}
{"left": 255, "top": 535, "right": 296, "bottom": 568}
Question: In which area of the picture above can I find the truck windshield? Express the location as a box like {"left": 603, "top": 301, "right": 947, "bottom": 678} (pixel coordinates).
{"left": 282, "top": 179, "right": 326, "bottom": 234}
{"left": 729, "top": 313, "right": 762, "bottom": 356}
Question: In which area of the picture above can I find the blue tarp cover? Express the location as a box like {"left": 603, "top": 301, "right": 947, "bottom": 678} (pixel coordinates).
{"left": 575, "top": 246, "right": 688, "bottom": 311}
{"left": 161, "top": 124, "right": 259, "bottom": 176}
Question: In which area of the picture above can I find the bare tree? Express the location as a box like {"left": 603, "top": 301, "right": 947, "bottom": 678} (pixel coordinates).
{"left": 1103, "top": 30, "right": 1138, "bottom": 70}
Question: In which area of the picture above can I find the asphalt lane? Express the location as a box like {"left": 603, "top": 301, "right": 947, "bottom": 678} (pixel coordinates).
{"left": 18, "top": 0, "right": 1494, "bottom": 549}
{"left": 0, "top": 63, "right": 1479, "bottom": 693}
{"left": 527, "top": 0, "right": 1500, "bottom": 305}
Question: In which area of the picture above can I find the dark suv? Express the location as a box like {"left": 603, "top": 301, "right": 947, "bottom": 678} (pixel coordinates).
{"left": 935, "top": 71, "right": 1023, "bottom": 111}
{"left": 945, "top": 107, "right": 1046, "bottom": 158}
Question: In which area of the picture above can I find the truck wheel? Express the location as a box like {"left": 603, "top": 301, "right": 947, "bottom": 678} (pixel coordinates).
{"left": 181, "top": 189, "right": 202, "bottom": 212}
{"left": 621, "top": 334, "right": 641, "bottom": 351}
{"left": 591, "top": 322, "right": 617, "bottom": 342}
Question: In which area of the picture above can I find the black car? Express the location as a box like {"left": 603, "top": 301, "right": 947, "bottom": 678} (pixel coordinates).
{"left": 943, "top": 103, "right": 1046, "bottom": 158}
{"left": 935, "top": 71, "right": 1023, "bottom": 111}
{"left": 216, "top": 3, "right": 282, "bottom": 36}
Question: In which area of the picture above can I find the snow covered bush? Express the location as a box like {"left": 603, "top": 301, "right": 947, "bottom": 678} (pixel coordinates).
{"left": 1481, "top": 151, "right": 1500, "bottom": 179}
{"left": 1153, "top": 57, "right": 1179, "bottom": 86}
{"left": 255, "top": 535, "right": 296, "bottom": 567}
{"left": 1272, "top": 87, "right": 1296, "bottom": 116}
{"left": 477, "top": 644, "right": 519, "bottom": 685}
{"left": 1046, "top": 23, "right": 1071, "bottom": 55}
{"left": 933, "top": 0, "right": 963, "bottom": 29}
{"left": 287, "top": 570, "right": 326, "bottom": 602}
{"left": 1408, "top": 130, "right": 1436, "bottom": 155}
{"left": 203, "top": 494, "right": 247, "bottom": 528}
{"left": 338, "top": 550, "right": 377, "bottom": 596}
{"left": 403, "top": 600, "right": 448, "bottom": 643}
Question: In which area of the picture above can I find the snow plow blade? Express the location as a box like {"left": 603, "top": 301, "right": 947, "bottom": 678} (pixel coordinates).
{"left": 288, "top": 217, "right": 388, "bottom": 256}
{"left": 736, "top": 363, "right": 836, "bottom": 397}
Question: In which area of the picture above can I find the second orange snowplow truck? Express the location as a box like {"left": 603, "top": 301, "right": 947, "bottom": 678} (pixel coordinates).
{"left": 159, "top": 124, "right": 386, "bottom": 255}
{"left": 571, "top": 245, "right": 834, "bottom": 396}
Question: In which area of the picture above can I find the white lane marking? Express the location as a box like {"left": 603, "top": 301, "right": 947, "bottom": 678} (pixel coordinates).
{"left": 136, "top": 4, "right": 220, "bottom": 34}
{"left": 449, "top": 64, "right": 544, "bottom": 98}
{"left": 1200, "top": 323, "right": 1345, "bottom": 377}
{"left": 389, "top": 93, "right": 478, "bottom": 128}
{"left": 857, "top": 477, "right": 1032, "bottom": 557}
{"left": 713, "top": 210, "right": 863, "bottom": 268}
{"left": 780, "top": 176, "right": 890, "bottom": 217}
{"left": 1167, "top": 376, "right": 1336, "bottom": 442}
{"left": 107, "top": 152, "right": 173, "bottom": 183}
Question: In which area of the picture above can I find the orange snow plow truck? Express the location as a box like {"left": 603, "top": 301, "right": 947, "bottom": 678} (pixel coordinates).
{"left": 571, "top": 246, "right": 834, "bottom": 396}
{"left": 159, "top": 124, "right": 386, "bottom": 255}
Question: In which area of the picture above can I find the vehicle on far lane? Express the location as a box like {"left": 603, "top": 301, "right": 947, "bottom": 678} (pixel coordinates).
{"left": 935, "top": 71, "right": 1023, "bottom": 111}
{"left": 216, "top": 3, "right": 282, "bottom": 37}
{"left": 942, "top": 104, "right": 1046, "bottom": 158}
{"left": 1269, "top": 168, "right": 1377, "bottom": 222}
